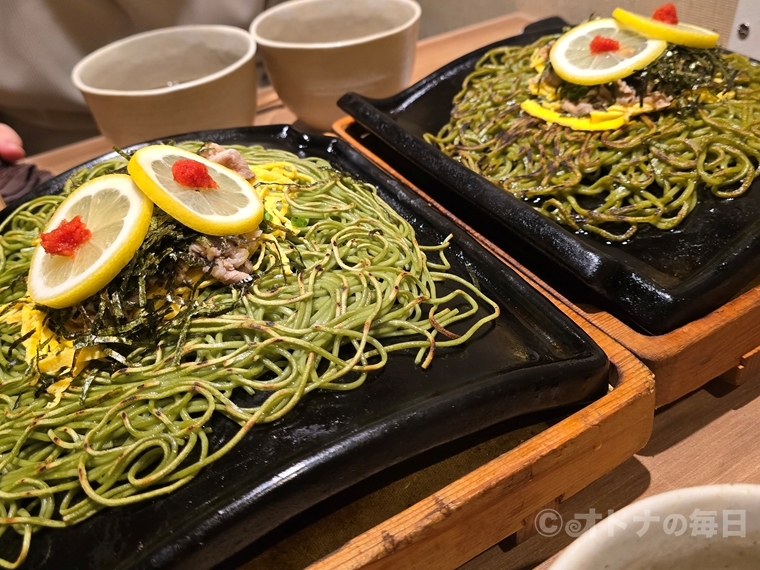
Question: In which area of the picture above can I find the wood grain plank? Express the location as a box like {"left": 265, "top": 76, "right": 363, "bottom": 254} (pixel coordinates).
{"left": 23, "top": 136, "right": 113, "bottom": 176}
{"left": 719, "top": 344, "right": 760, "bottom": 386}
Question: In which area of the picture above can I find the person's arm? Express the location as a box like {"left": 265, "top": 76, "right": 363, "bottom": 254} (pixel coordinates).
{"left": 0, "top": 124, "right": 25, "bottom": 162}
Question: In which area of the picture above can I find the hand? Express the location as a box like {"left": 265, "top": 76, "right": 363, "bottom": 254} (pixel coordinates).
{"left": 0, "top": 124, "right": 25, "bottom": 163}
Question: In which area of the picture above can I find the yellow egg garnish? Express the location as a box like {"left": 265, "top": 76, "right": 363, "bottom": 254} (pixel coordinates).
{"left": 1, "top": 299, "right": 104, "bottom": 405}
{"left": 521, "top": 100, "right": 628, "bottom": 131}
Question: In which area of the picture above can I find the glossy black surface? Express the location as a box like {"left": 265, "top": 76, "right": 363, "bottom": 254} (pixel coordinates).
{"left": 1, "top": 125, "right": 608, "bottom": 569}
{"left": 337, "top": 18, "right": 760, "bottom": 335}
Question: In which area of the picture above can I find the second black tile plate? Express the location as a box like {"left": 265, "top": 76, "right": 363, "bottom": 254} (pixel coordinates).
{"left": 338, "top": 17, "right": 760, "bottom": 335}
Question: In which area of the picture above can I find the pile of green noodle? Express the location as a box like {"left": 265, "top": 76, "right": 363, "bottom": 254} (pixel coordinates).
{"left": 0, "top": 143, "right": 499, "bottom": 567}
{"left": 424, "top": 35, "right": 760, "bottom": 241}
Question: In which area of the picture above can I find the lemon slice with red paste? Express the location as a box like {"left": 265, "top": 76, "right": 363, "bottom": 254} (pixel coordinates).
{"left": 612, "top": 5, "right": 719, "bottom": 48}
{"left": 128, "top": 145, "right": 263, "bottom": 236}
{"left": 549, "top": 18, "right": 667, "bottom": 86}
{"left": 28, "top": 174, "right": 153, "bottom": 308}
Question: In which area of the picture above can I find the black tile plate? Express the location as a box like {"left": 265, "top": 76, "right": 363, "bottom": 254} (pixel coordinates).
{"left": 337, "top": 17, "right": 760, "bottom": 335}
{"left": 1, "top": 125, "right": 608, "bottom": 569}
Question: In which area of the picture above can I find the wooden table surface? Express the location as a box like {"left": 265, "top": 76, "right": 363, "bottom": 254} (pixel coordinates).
{"left": 21, "top": 12, "right": 760, "bottom": 570}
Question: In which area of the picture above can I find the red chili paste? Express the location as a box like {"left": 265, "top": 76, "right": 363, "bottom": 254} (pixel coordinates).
{"left": 589, "top": 35, "right": 621, "bottom": 54}
{"left": 40, "top": 216, "right": 92, "bottom": 257}
{"left": 652, "top": 3, "right": 678, "bottom": 25}
{"left": 171, "top": 159, "right": 218, "bottom": 189}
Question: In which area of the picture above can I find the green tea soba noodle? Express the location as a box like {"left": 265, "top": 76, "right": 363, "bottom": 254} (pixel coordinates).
{"left": 425, "top": 35, "right": 760, "bottom": 241}
{"left": 0, "top": 143, "right": 499, "bottom": 567}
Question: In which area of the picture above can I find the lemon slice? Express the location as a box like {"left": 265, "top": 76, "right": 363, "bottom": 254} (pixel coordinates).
{"left": 128, "top": 145, "right": 263, "bottom": 236}
{"left": 28, "top": 174, "right": 153, "bottom": 309}
{"left": 613, "top": 7, "right": 719, "bottom": 48}
{"left": 550, "top": 18, "right": 667, "bottom": 85}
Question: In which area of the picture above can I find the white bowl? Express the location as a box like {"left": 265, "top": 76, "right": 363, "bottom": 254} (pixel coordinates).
{"left": 72, "top": 25, "right": 257, "bottom": 147}
{"left": 549, "top": 484, "right": 760, "bottom": 570}
{"left": 250, "top": 0, "right": 420, "bottom": 131}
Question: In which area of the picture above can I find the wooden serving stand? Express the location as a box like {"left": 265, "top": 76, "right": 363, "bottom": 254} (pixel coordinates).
{"left": 21, "top": 134, "right": 654, "bottom": 570}
{"left": 332, "top": 116, "right": 760, "bottom": 409}
{"left": 22, "top": 137, "right": 655, "bottom": 570}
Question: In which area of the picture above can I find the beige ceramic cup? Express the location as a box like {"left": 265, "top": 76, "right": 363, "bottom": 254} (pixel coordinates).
{"left": 549, "top": 485, "right": 760, "bottom": 570}
{"left": 72, "top": 26, "right": 257, "bottom": 147}
{"left": 250, "top": 0, "right": 420, "bottom": 132}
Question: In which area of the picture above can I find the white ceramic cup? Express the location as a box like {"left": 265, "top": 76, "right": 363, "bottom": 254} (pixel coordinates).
{"left": 72, "top": 26, "right": 257, "bottom": 148}
{"left": 549, "top": 484, "right": 760, "bottom": 570}
{"left": 250, "top": 0, "right": 420, "bottom": 132}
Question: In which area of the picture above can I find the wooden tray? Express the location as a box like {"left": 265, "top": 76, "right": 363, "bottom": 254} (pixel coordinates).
{"left": 332, "top": 116, "right": 760, "bottom": 408}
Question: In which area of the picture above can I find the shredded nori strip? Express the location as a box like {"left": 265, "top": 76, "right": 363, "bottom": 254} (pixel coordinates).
{"left": 41, "top": 210, "right": 225, "bottom": 371}
{"left": 627, "top": 45, "right": 739, "bottom": 111}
